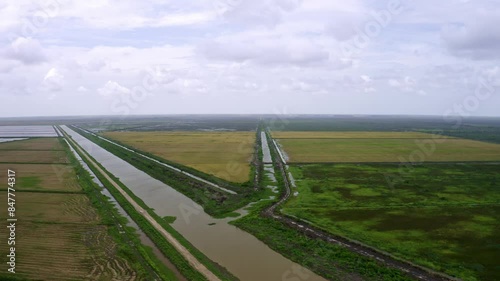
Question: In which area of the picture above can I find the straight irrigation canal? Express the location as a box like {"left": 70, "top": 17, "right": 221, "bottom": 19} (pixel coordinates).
{"left": 61, "top": 125, "right": 326, "bottom": 281}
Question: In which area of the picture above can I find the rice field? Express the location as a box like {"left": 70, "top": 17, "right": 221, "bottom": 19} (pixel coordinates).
{"left": 0, "top": 138, "right": 138, "bottom": 280}
{"left": 0, "top": 163, "right": 80, "bottom": 192}
{"left": 0, "top": 192, "right": 99, "bottom": 223}
{"left": 103, "top": 131, "right": 256, "bottom": 183}
{"left": 272, "top": 131, "right": 449, "bottom": 139}
{"left": 0, "top": 138, "right": 65, "bottom": 150}
{"left": 0, "top": 221, "right": 138, "bottom": 281}
{"left": 0, "top": 150, "right": 69, "bottom": 164}
{"left": 273, "top": 131, "right": 500, "bottom": 163}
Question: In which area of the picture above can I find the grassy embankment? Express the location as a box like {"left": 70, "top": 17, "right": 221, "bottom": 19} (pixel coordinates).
{"left": 61, "top": 137, "right": 183, "bottom": 280}
{"left": 230, "top": 131, "right": 416, "bottom": 281}
{"left": 73, "top": 126, "right": 267, "bottom": 218}
{"left": 63, "top": 128, "right": 238, "bottom": 281}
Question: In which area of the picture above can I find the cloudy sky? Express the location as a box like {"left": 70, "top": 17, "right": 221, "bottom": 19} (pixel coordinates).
{"left": 1, "top": 0, "right": 499, "bottom": 117}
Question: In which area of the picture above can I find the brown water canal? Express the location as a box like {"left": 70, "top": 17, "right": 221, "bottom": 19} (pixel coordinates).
{"left": 62, "top": 126, "right": 327, "bottom": 281}
{"left": 65, "top": 138, "right": 187, "bottom": 281}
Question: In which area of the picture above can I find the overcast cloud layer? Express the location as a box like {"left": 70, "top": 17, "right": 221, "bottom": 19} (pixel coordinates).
{"left": 0, "top": 0, "right": 499, "bottom": 117}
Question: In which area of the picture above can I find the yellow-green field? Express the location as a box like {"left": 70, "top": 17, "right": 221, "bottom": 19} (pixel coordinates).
{"left": 103, "top": 131, "right": 256, "bottom": 183}
{"left": 272, "top": 131, "right": 451, "bottom": 139}
{"left": 12, "top": 192, "right": 99, "bottom": 223}
{"left": 0, "top": 222, "right": 133, "bottom": 280}
{"left": 0, "top": 163, "right": 80, "bottom": 192}
{"left": 0, "top": 138, "right": 65, "bottom": 150}
{"left": 274, "top": 131, "right": 500, "bottom": 163}
{"left": 0, "top": 150, "right": 69, "bottom": 163}
{"left": 0, "top": 138, "right": 138, "bottom": 280}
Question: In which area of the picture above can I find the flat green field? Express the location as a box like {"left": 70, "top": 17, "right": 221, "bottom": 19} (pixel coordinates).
{"left": 103, "top": 131, "right": 256, "bottom": 183}
{"left": 283, "top": 163, "right": 500, "bottom": 281}
{"left": 274, "top": 131, "right": 500, "bottom": 162}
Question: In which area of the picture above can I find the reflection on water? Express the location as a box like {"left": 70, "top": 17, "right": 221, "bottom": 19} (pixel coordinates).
{"left": 261, "top": 132, "right": 272, "bottom": 163}
{"left": 0, "top": 126, "right": 57, "bottom": 137}
{"left": 0, "top": 138, "right": 28, "bottom": 143}
{"left": 62, "top": 126, "right": 326, "bottom": 281}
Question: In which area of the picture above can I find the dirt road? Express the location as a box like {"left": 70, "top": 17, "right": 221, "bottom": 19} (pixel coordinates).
{"left": 61, "top": 126, "right": 221, "bottom": 281}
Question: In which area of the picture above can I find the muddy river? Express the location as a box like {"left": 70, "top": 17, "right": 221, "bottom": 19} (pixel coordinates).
{"left": 65, "top": 138, "right": 187, "bottom": 281}
{"left": 62, "top": 125, "right": 326, "bottom": 281}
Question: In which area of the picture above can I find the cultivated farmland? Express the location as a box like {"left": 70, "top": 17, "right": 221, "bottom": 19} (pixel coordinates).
{"left": 0, "top": 150, "right": 69, "bottom": 164}
{"left": 0, "top": 137, "right": 64, "bottom": 150}
{"left": 274, "top": 131, "right": 500, "bottom": 163}
{"left": 103, "top": 131, "right": 256, "bottom": 183}
{"left": 0, "top": 138, "right": 140, "bottom": 280}
{"left": 272, "top": 131, "right": 447, "bottom": 139}
{"left": 0, "top": 163, "right": 80, "bottom": 192}
{"left": 273, "top": 129, "right": 500, "bottom": 280}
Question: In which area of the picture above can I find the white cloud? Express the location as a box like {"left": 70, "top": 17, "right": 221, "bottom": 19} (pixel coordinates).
{"left": 86, "top": 59, "right": 106, "bottom": 72}
{"left": 77, "top": 86, "right": 89, "bottom": 93}
{"left": 364, "top": 87, "right": 376, "bottom": 93}
{"left": 56, "top": 0, "right": 217, "bottom": 29}
{"left": 97, "top": 81, "right": 130, "bottom": 96}
{"left": 200, "top": 34, "right": 331, "bottom": 66}
{"left": 388, "top": 79, "right": 401, "bottom": 87}
{"left": 360, "top": 75, "right": 372, "bottom": 83}
{"left": 4, "top": 37, "right": 46, "bottom": 65}
{"left": 441, "top": 13, "right": 500, "bottom": 59}
{"left": 42, "top": 68, "right": 64, "bottom": 92}
{"left": 0, "top": 0, "right": 499, "bottom": 117}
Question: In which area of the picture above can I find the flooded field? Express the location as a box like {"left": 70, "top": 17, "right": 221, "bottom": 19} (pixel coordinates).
{"left": 0, "top": 138, "right": 27, "bottom": 143}
{"left": 0, "top": 126, "right": 57, "bottom": 137}
{"left": 62, "top": 126, "right": 326, "bottom": 281}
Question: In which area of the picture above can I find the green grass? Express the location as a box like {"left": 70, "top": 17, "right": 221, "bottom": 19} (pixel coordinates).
{"left": 282, "top": 163, "right": 500, "bottom": 281}
{"left": 18, "top": 176, "right": 41, "bottom": 189}
{"left": 60, "top": 137, "right": 177, "bottom": 280}
{"left": 230, "top": 140, "right": 415, "bottom": 281}
{"left": 0, "top": 137, "right": 162, "bottom": 280}
{"left": 64, "top": 129, "right": 238, "bottom": 281}
{"left": 229, "top": 130, "right": 417, "bottom": 281}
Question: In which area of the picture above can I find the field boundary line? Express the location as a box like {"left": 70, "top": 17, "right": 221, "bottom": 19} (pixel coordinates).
{"left": 73, "top": 126, "right": 237, "bottom": 195}
{"left": 264, "top": 129, "right": 459, "bottom": 281}
{"left": 274, "top": 137, "right": 452, "bottom": 140}
{"left": 285, "top": 161, "right": 500, "bottom": 165}
{"left": 60, "top": 126, "right": 222, "bottom": 281}
{"left": 284, "top": 201, "right": 500, "bottom": 210}
{"left": 0, "top": 162, "right": 71, "bottom": 165}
